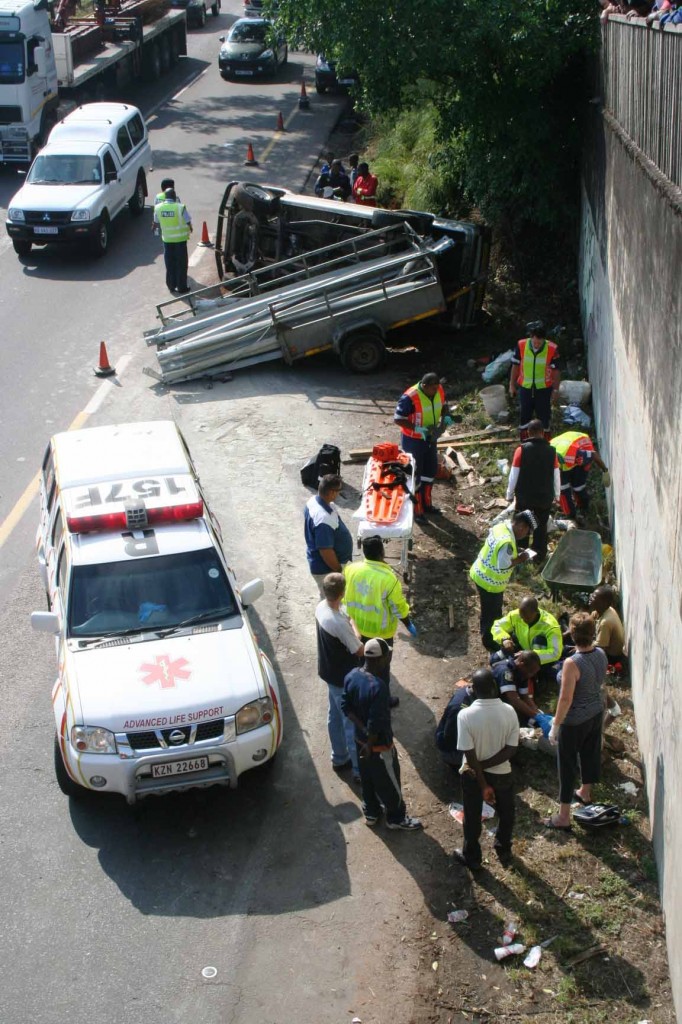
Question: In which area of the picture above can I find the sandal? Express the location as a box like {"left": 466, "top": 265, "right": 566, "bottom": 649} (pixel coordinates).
{"left": 572, "top": 792, "right": 591, "bottom": 806}
{"left": 543, "top": 817, "right": 572, "bottom": 832}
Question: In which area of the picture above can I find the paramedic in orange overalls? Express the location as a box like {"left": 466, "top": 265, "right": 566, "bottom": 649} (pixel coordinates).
{"left": 394, "top": 373, "right": 454, "bottom": 521}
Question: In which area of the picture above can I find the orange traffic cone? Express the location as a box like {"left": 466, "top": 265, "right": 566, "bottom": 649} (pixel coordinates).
{"left": 298, "top": 79, "right": 310, "bottom": 110}
{"left": 198, "top": 220, "right": 212, "bottom": 247}
{"left": 244, "top": 143, "right": 259, "bottom": 166}
{"left": 94, "top": 341, "right": 115, "bottom": 378}
{"left": 276, "top": 110, "right": 285, "bottom": 132}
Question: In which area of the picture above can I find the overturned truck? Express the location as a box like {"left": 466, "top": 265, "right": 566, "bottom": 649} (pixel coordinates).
{"left": 143, "top": 184, "right": 491, "bottom": 385}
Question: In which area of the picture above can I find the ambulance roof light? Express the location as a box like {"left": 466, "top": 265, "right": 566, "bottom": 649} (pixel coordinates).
{"left": 67, "top": 500, "right": 204, "bottom": 534}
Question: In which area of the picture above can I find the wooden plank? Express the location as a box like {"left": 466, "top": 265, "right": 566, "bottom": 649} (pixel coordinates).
{"left": 345, "top": 434, "right": 516, "bottom": 462}
{"left": 454, "top": 450, "right": 472, "bottom": 474}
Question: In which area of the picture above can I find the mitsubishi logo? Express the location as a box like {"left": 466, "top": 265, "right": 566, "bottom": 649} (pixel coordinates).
{"left": 42, "top": 212, "right": 51, "bottom": 222}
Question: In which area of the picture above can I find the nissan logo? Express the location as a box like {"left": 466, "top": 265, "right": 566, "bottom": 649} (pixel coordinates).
{"left": 168, "top": 729, "right": 185, "bottom": 745}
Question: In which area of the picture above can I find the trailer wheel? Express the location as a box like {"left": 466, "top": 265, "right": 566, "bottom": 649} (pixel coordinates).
{"left": 159, "top": 36, "right": 171, "bottom": 73}
{"left": 142, "top": 42, "right": 162, "bottom": 81}
{"left": 128, "top": 172, "right": 146, "bottom": 217}
{"left": 54, "top": 734, "right": 82, "bottom": 798}
{"left": 211, "top": 0, "right": 220, "bottom": 14}
{"left": 197, "top": 4, "right": 207, "bottom": 26}
{"left": 233, "top": 182, "right": 278, "bottom": 219}
{"left": 13, "top": 240, "right": 32, "bottom": 258}
{"left": 90, "top": 212, "right": 110, "bottom": 258}
{"left": 341, "top": 331, "right": 386, "bottom": 374}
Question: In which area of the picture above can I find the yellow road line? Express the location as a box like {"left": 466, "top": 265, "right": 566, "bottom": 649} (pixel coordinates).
{"left": 0, "top": 471, "right": 41, "bottom": 548}
{"left": 0, "top": 356, "right": 130, "bottom": 551}
{"left": 258, "top": 105, "right": 299, "bottom": 164}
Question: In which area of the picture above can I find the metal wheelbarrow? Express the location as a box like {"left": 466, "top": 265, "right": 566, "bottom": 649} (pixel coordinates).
{"left": 541, "top": 529, "right": 603, "bottom": 601}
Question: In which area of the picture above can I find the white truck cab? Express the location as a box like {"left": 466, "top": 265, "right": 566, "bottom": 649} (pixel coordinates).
{"left": 6, "top": 101, "right": 152, "bottom": 258}
{"left": 32, "top": 421, "right": 282, "bottom": 805}
{"left": 0, "top": 0, "right": 59, "bottom": 164}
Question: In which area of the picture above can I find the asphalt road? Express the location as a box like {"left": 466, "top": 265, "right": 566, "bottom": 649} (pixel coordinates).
{"left": 0, "top": 13, "right": 413, "bottom": 1024}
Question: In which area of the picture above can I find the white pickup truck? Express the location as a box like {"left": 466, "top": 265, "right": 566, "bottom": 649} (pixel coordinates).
{"left": 5, "top": 102, "right": 153, "bottom": 259}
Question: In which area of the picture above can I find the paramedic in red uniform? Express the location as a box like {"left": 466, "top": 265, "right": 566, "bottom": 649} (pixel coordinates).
{"left": 394, "top": 373, "right": 455, "bottom": 521}
{"left": 509, "top": 321, "right": 561, "bottom": 440}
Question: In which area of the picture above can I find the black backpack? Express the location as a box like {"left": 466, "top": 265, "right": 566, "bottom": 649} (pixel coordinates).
{"left": 300, "top": 444, "right": 341, "bottom": 488}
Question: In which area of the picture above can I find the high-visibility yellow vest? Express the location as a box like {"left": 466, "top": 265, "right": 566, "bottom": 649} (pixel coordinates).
{"left": 155, "top": 200, "right": 191, "bottom": 243}
{"left": 469, "top": 522, "right": 517, "bottom": 593}
{"left": 399, "top": 383, "right": 445, "bottom": 439}
{"left": 517, "top": 338, "right": 558, "bottom": 389}
{"left": 343, "top": 558, "right": 410, "bottom": 638}
{"left": 551, "top": 431, "right": 594, "bottom": 470}
{"left": 491, "top": 607, "right": 563, "bottom": 664}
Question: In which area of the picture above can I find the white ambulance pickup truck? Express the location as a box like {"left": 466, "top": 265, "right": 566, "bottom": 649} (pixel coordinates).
{"left": 6, "top": 102, "right": 152, "bottom": 259}
{"left": 31, "top": 421, "right": 282, "bottom": 804}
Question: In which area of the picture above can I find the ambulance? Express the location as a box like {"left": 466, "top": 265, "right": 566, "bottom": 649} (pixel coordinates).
{"left": 31, "top": 420, "right": 283, "bottom": 803}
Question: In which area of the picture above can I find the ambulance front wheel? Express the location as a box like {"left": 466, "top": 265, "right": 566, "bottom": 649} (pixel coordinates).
{"left": 54, "top": 734, "right": 82, "bottom": 798}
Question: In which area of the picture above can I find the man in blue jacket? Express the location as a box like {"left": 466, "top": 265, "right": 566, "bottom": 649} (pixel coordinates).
{"left": 342, "top": 639, "right": 422, "bottom": 831}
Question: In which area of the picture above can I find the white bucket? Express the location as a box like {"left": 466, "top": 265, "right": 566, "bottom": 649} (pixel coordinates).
{"left": 479, "top": 385, "right": 507, "bottom": 420}
{"left": 559, "top": 380, "right": 592, "bottom": 406}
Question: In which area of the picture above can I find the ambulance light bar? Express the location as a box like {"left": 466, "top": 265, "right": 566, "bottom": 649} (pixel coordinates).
{"left": 67, "top": 500, "right": 204, "bottom": 534}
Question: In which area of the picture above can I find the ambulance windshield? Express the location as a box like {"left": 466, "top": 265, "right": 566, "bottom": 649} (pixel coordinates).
{"left": 68, "top": 549, "right": 238, "bottom": 638}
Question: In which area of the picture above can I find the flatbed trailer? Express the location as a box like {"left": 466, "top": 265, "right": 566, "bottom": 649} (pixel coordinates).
{"left": 144, "top": 224, "right": 455, "bottom": 383}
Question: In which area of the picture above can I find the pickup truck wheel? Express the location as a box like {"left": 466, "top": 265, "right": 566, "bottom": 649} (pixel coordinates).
{"left": 90, "top": 213, "right": 110, "bottom": 258}
{"left": 197, "top": 4, "right": 207, "bottom": 26}
{"left": 233, "top": 182, "right": 278, "bottom": 218}
{"left": 341, "top": 331, "right": 386, "bottom": 374}
{"left": 54, "top": 734, "right": 82, "bottom": 798}
{"left": 128, "top": 173, "right": 146, "bottom": 217}
{"left": 13, "top": 240, "right": 32, "bottom": 257}
{"left": 211, "top": 0, "right": 220, "bottom": 14}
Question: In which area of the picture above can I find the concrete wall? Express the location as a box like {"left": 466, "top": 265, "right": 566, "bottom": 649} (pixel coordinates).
{"left": 580, "top": 20, "right": 682, "bottom": 1016}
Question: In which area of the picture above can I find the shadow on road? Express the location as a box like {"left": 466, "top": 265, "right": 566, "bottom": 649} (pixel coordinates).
{"left": 67, "top": 604, "right": 353, "bottom": 917}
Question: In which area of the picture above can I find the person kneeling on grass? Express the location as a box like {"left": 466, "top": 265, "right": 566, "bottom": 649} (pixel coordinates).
{"left": 455, "top": 669, "right": 520, "bottom": 870}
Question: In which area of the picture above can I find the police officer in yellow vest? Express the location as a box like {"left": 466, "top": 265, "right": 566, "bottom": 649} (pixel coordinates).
{"left": 153, "top": 187, "right": 193, "bottom": 294}
{"left": 344, "top": 536, "right": 417, "bottom": 706}
{"left": 155, "top": 177, "right": 177, "bottom": 204}
{"left": 394, "top": 372, "right": 455, "bottom": 521}
{"left": 469, "top": 510, "right": 536, "bottom": 652}
{"left": 509, "top": 321, "right": 560, "bottom": 441}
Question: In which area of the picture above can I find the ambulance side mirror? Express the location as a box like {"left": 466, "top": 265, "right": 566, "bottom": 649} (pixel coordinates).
{"left": 31, "top": 610, "right": 60, "bottom": 634}
{"left": 240, "top": 578, "right": 264, "bottom": 608}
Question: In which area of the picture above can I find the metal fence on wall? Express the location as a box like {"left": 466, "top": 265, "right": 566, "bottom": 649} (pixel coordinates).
{"left": 602, "top": 16, "right": 682, "bottom": 188}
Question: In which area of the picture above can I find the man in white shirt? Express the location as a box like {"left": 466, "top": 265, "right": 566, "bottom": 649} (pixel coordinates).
{"left": 456, "top": 669, "right": 520, "bottom": 869}
{"left": 315, "top": 573, "right": 364, "bottom": 779}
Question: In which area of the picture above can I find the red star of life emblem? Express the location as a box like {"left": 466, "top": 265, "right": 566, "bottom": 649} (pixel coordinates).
{"left": 140, "top": 654, "right": 191, "bottom": 690}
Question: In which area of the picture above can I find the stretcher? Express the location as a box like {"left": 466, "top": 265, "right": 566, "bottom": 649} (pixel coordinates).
{"left": 353, "top": 447, "right": 416, "bottom": 578}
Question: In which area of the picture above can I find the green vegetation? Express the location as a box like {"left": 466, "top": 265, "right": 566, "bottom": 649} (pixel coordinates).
{"left": 279, "top": 0, "right": 599, "bottom": 247}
